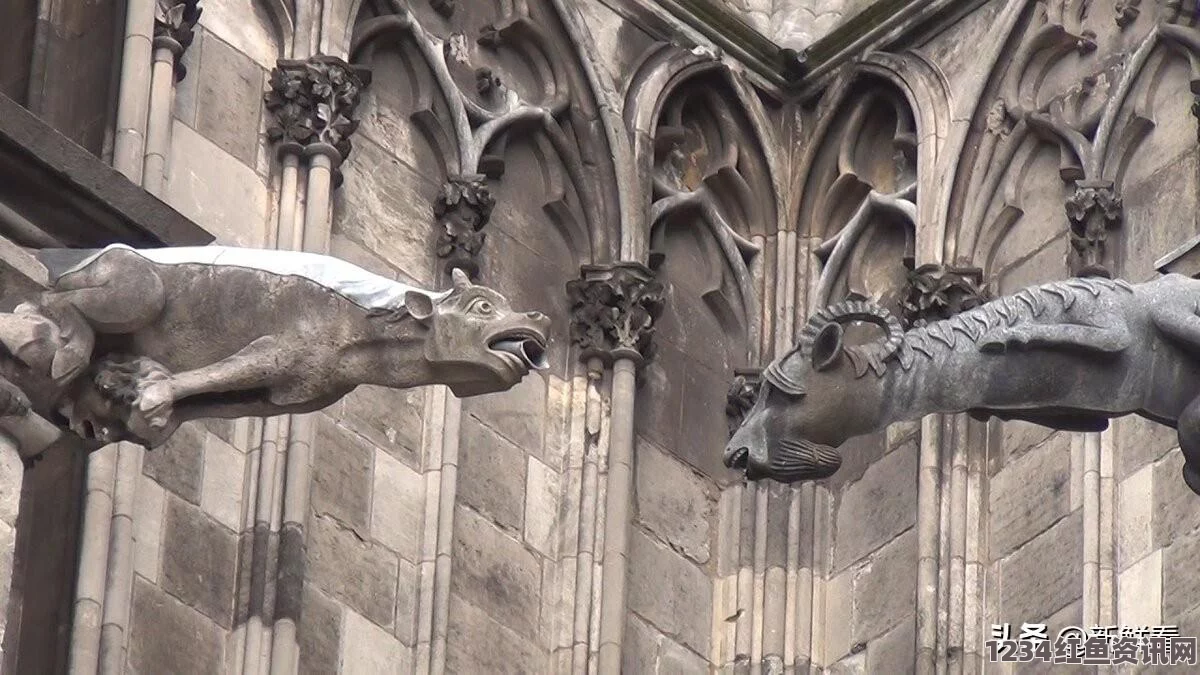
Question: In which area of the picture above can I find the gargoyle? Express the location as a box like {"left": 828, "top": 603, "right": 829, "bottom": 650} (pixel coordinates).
{"left": 725, "top": 274, "right": 1200, "bottom": 496}
{"left": 0, "top": 244, "right": 551, "bottom": 448}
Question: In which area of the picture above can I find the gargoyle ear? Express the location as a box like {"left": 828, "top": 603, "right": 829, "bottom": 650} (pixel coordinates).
{"left": 811, "top": 322, "right": 844, "bottom": 372}
{"left": 404, "top": 291, "right": 435, "bottom": 323}
{"left": 451, "top": 268, "right": 472, "bottom": 291}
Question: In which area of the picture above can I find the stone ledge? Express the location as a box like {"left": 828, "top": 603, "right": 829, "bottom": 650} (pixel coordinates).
{"left": 0, "top": 93, "right": 212, "bottom": 248}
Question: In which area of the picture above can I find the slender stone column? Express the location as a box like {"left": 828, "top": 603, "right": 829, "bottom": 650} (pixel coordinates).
{"left": 262, "top": 55, "right": 369, "bottom": 675}
{"left": 143, "top": 1, "right": 199, "bottom": 195}
{"left": 566, "top": 262, "right": 664, "bottom": 673}
{"left": 111, "top": 0, "right": 156, "bottom": 183}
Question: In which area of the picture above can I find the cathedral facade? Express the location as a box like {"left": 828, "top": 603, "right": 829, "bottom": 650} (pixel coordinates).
{"left": 2, "top": 0, "right": 1200, "bottom": 672}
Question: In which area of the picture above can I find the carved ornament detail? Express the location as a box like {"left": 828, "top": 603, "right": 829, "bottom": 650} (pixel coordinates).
{"left": 153, "top": 0, "right": 202, "bottom": 79}
{"left": 726, "top": 368, "right": 762, "bottom": 439}
{"left": 900, "top": 263, "right": 990, "bottom": 328}
{"left": 1065, "top": 180, "right": 1123, "bottom": 278}
{"left": 566, "top": 263, "right": 665, "bottom": 364}
{"left": 434, "top": 175, "right": 495, "bottom": 280}
{"left": 265, "top": 56, "right": 371, "bottom": 170}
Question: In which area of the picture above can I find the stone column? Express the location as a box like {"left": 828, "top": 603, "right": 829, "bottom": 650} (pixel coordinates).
{"left": 142, "top": 0, "right": 201, "bottom": 196}
{"left": 261, "top": 55, "right": 369, "bottom": 675}
{"left": 566, "top": 262, "right": 664, "bottom": 673}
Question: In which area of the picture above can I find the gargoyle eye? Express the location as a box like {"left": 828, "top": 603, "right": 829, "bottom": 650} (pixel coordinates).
{"left": 471, "top": 299, "right": 494, "bottom": 315}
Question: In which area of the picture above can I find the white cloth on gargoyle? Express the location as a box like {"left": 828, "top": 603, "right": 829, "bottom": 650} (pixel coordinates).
{"left": 49, "top": 244, "right": 449, "bottom": 311}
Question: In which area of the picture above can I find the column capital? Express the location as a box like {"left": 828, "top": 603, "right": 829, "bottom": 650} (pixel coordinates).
{"left": 434, "top": 174, "right": 495, "bottom": 281}
{"left": 900, "top": 262, "right": 989, "bottom": 328}
{"left": 566, "top": 262, "right": 665, "bottom": 366}
{"left": 265, "top": 56, "right": 372, "bottom": 184}
{"left": 1065, "top": 179, "right": 1123, "bottom": 278}
{"left": 153, "top": 0, "right": 202, "bottom": 80}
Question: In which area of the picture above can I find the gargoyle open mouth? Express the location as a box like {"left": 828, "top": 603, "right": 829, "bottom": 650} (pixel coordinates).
{"left": 488, "top": 330, "right": 549, "bottom": 371}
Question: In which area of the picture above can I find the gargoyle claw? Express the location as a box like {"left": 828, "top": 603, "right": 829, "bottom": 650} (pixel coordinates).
{"left": 135, "top": 381, "right": 174, "bottom": 429}
{"left": 0, "top": 378, "right": 30, "bottom": 418}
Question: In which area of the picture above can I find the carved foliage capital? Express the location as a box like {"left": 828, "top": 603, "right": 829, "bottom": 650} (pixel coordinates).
{"left": 901, "top": 263, "right": 989, "bottom": 328}
{"left": 1065, "top": 181, "right": 1123, "bottom": 277}
{"left": 265, "top": 56, "right": 371, "bottom": 164}
{"left": 154, "top": 0, "right": 202, "bottom": 78}
{"left": 726, "top": 368, "right": 762, "bottom": 439}
{"left": 434, "top": 175, "right": 496, "bottom": 279}
{"left": 566, "top": 263, "right": 665, "bottom": 364}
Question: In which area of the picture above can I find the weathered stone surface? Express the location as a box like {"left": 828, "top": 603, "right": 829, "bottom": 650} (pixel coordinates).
{"left": 628, "top": 529, "right": 712, "bottom": 656}
{"left": 143, "top": 420, "right": 204, "bottom": 503}
{"left": 0, "top": 438, "right": 20, "bottom": 526}
{"left": 1117, "top": 413, "right": 1177, "bottom": 479}
{"left": 165, "top": 119, "right": 269, "bottom": 247}
{"left": 312, "top": 415, "right": 373, "bottom": 535}
{"left": 852, "top": 529, "right": 917, "bottom": 646}
{"left": 200, "top": 431, "right": 245, "bottom": 531}
{"left": 340, "top": 609, "right": 411, "bottom": 673}
{"left": 1163, "top": 525, "right": 1200, "bottom": 617}
{"left": 834, "top": 441, "right": 917, "bottom": 570}
{"left": 298, "top": 584, "right": 342, "bottom": 675}
{"left": 1153, "top": 451, "right": 1200, "bottom": 549}
{"left": 193, "top": 32, "right": 264, "bottom": 167}
{"left": 336, "top": 135, "right": 438, "bottom": 285}
{"left": 988, "top": 433, "right": 1071, "bottom": 559}
{"left": 868, "top": 614, "right": 914, "bottom": 672}
{"left": 635, "top": 437, "right": 715, "bottom": 564}
{"left": 523, "top": 455, "right": 559, "bottom": 557}
{"left": 335, "top": 384, "right": 425, "bottom": 471}
{"left": 308, "top": 512, "right": 398, "bottom": 629}
{"left": 995, "top": 234, "right": 1069, "bottom": 296}
{"left": 133, "top": 473, "right": 166, "bottom": 583}
{"left": 995, "top": 420, "right": 1056, "bottom": 472}
{"left": 450, "top": 506, "right": 541, "bottom": 638}
{"left": 370, "top": 447, "right": 425, "bottom": 560}
{"left": 624, "top": 600, "right": 711, "bottom": 673}
{"left": 445, "top": 593, "right": 543, "bottom": 674}
{"left": 395, "top": 557, "right": 419, "bottom": 646}
{"left": 458, "top": 415, "right": 527, "bottom": 532}
{"left": 161, "top": 495, "right": 238, "bottom": 628}
{"left": 1124, "top": 150, "right": 1200, "bottom": 282}
{"left": 461, "top": 372, "right": 546, "bottom": 459}
{"left": 999, "top": 511, "right": 1082, "bottom": 623}
{"left": 1118, "top": 463, "right": 1153, "bottom": 570}
{"left": 129, "top": 576, "right": 223, "bottom": 675}
{"left": 1118, "top": 548, "right": 1161, "bottom": 627}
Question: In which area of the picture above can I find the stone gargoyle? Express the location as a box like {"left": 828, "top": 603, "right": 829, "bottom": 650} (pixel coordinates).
{"left": 0, "top": 244, "right": 551, "bottom": 448}
{"left": 725, "top": 274, "right": 1200, "bottom": 495}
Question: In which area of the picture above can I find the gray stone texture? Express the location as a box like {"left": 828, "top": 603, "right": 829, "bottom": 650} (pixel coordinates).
{"left": 143, "top": 420, "right": 205, "bottom": 503}
{"left": 634, "top": 437, "right": 716, "bottom": 564}
{"left": 311, "top": 415, "right": 373, "bottom": 536}
{"left": 461, "top": 372, "right": 546, "bottom": 461}
{"left": 298, "top": 584, "right": 343, "bottom": 675}
{"left": 988, "top": 432, "right": 1071, "bottom": 559}
{"left": 333, "top": 384, "right": 425, "bottom": 471}
{"left": 833, "top": 440, "right": 917, "bottom": 570}
{"left": 445, "top": 593, "right": 543, "bottom": 674}
{"left": 1153, "top": 451, "right": 1200, "bottom": 549}
{"left": 458, "top": 415, "right": 528, "bottom": 533}
{"left": 192, "top": 32, "right": 265, "bottom": 167}
{"left": 450, "top": 506, "right": 542, "bottom": 639}
{"left": 129, "top": 577, "right": 224, "bottom": 675}
{"left": 307, "top": 512, "right": 398, "bottom": 629}
{"left": 999, "top": 511, "right": 1083, "bottom": 623}
{"left": 161, "top": 495, "right": 239, "bottom": 628}
{"left": 628, "top": 528, "right": 713, "bottom": 657}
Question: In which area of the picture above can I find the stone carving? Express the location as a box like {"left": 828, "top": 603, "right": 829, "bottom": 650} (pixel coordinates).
{"left": 726, "top": 368, "right": 762, "bottom": 439}
{"left": 1115, "top": 0, "right": 1141, "bottom": 28}
{"left": 154, "top": 0, "right": 202, "bottom": 79}
{"left": 1065, "top": 181, "right": 1123, "bottom": 278}
{"left": 725, "top": 274, "right": 1200, "bottom": 496}
{"left": 566, "top": 263, "right": 665, "bottom": 363}
{"left": 434, "top": 175, "right": 495, "bottom": 280}
{"left": 264, "top": 56, "right": 371, "bottom": 171}
{"left": 900, "top": 263, "right": 989, "bottom": 328}
{"left": 0, "top": 246, "right": 550, "bottom": 448}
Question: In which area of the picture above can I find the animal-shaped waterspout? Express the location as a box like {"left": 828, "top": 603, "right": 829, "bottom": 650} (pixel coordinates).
{"left": 0, "top": 244, "right": 551, "bottom": 448}
{"left": 726, "top": 274, "right": 1200, "bottom": 495}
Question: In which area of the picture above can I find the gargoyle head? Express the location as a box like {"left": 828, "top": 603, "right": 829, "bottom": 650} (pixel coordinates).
{"left": 723, "top": 299, "right": 905, "bottom": 483}
{"left": 403, "top": 268, "right": 551, "bottom": 398}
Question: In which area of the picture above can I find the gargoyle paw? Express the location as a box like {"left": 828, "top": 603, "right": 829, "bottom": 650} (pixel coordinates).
{"left": 136, "top": 381, "right": 174, "bottom": 429}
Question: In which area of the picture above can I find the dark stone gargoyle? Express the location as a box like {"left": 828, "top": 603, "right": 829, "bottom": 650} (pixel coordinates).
{"left": 725, "top": 274, "right": 1200, "bottom": 496}
{"left": 0, "top": 245, "right": 551, "bottom": 448}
